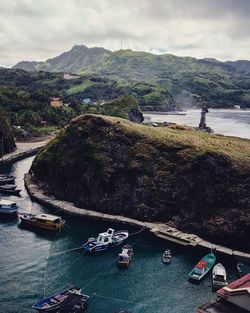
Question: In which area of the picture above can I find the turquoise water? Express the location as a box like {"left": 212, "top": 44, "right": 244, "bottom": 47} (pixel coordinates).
{"left": 0, "top": 157, "right": 239, "bottom": 313}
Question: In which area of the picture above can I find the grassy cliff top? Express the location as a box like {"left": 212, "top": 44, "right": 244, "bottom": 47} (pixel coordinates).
{"left": 71, "top": 114, "right": 250, "bottom": 167}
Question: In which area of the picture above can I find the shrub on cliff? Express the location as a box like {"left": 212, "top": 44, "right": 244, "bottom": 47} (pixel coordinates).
{"left": 0, "top": 108, "right": 16, "bottom": 157}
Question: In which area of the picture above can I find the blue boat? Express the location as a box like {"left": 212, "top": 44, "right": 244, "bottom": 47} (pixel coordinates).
{"left": 83, "top": 228, "right": 129, "bottom": 253}
{"left": 32, "top": 286, "right": 89, "bottom": 312}
{"left": 0, "top": 200, "right": 18, "bottom": 215}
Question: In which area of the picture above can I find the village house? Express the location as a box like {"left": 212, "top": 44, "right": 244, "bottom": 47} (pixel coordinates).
{"left": 50, "top": 97, "right": 64, "bottom": 108}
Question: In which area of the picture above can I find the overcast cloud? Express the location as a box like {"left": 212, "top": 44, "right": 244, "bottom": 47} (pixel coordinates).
{"left": 1, "top": 0, "right": 250, "bottom": 67}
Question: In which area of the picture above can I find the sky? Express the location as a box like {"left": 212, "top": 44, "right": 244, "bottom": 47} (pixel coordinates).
{"left": 1, "top": 0, "right": 250, "bottom": 67}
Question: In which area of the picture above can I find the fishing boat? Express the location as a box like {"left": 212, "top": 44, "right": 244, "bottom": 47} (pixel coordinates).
{"left": 0, "top": 185, "right": 21, "bottom": 196}
{"left": 188, "top": 252, "right": 216, "bottom": 281}
{"left": 56, "top": 293, "right": 89, "bottom": 313}
{"left": 117, "top": 244, "right": 133, "bottom": 268}
{"left": 18, "top": 213, "right": 65, "bottom": 231}
{"left": 32, "top": 286, "right": 89, "bottom": 312}
{"left": 0, "top": 200, "right": 18, "bottom": 215}
{"left": 0, "top": 175, "right": 15, "bottom": 185}
{"left": 162, "top": 249, "right": 172, "bottom": 264}
{"left": 237, "top": 261, "right": 250, "bottom": 277}
{"left": 83, "top": 228, "right": 129, "bottom": 253}
{"left": 212, "top": 263, "right": 227, "bottom": 290}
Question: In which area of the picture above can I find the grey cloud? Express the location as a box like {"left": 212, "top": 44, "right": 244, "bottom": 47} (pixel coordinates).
{"left": 1, "top": 0, "right": 250, "bottom": 67}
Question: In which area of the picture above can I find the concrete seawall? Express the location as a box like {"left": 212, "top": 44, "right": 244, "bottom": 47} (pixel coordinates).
{"left": 24, "top": 173, "right": 250, "bottom": 263}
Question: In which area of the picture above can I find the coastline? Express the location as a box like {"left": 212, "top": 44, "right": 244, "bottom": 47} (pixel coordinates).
{"left": 24, "top": 172, "right": 250, "bottom": 263}
{"left": 0, "top": 138, "right": 52, "bottom": 168}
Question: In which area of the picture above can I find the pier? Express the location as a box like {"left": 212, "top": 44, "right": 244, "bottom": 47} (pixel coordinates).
{"left": 24, "top": 173, "right": 250, "bottom": 263}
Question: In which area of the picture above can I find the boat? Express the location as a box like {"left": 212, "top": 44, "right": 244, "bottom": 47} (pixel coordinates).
{"left": 56, "top": 293, "right": 89, "bottom": 313}
{"left": 0, "top": 175, "right": 15, "bottom": 185}
{"left": 117, "top": 244, "right": 133, "bottom": 268}
{"left": 162, "top": 249, "right": 172, "bottom": 264}
{"left": 83, "top": 228, "right": 129, "bottom": 253}
{"left": 237, "top": 261, "right": 250, "bottom": 277}
{"left": 0, "top": 184, "right": 17, "bottom": 190}
{"left": 188, "top": 252, "right": 216, "bottom": 281}
{"left": 0, "top": 200, "right": 18, "bottom": 214}
{"left": 18, "top": 213, "right": 65, "bottom": 231}
{"left": 212, "top": 263, "right": 227, "bottom": 290}
{"left": 0, "top": 186, "right": 21, "bottom": 196}
{"left": 32, "top": 286, "right": 89, "bottom": 312}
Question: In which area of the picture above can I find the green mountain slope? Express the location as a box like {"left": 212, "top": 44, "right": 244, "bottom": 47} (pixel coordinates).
{"left": 13, "top": 45, "right": 250, "bottom": 108}
{"left": 0, "top": 109, "right": 16, "bottom": 157}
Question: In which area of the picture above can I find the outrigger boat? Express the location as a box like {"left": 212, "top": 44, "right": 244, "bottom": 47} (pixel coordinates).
{"left": 0, "top": 200, "right": 18, "bottom": 215}
{"left": 117, "top": 244, "right": 133, "bottom": 268}
{"left": 189, "top": 252, "right": 216, "bottom": 281}
{"left": 237, "top": 261, "right": 250, "bottom": 277}
{"left": 162, "top": 249, "right": 172, "bottom": 264}
{"left": 212, "top": 263, "right": 228, "bottom": 290}
{"left": 18, "top": 213, "right": 65, "bottom": 231}
{"left": 83, "top": 228, "right": 129, "bottom": 253}
{"left": 32, "top": 286, "right": 89, "bottom": 312}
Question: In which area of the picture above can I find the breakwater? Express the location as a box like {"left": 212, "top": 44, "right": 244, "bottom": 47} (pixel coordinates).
{"left": 24, "top": 173, "right": 250, "bottom": 263}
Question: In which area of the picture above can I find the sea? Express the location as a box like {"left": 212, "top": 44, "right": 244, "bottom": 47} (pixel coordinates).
{"left": 1, "top": 109, "right": 250, "bottom": 313}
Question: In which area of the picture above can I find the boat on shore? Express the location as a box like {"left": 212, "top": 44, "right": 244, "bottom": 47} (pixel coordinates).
{"left": 0, "top": 200, "right": 18, "bottom": 215}
{"left": 18, "top": 213, "right": 65, "bottom": 231}
{"left": 212, "top": 263, "right": 227, "bottom": 290}
{"left": 32, "top": 286, "right": 89, "bottom": 312}
{"left": 162, "top": 249, "right": 172, "bottom": 264}
{"left": 0, "top": 175, "right": 15, "bottom": 185}
{"left": 0, "top": 185, "right": 21, "bottom": 196}
{"left": 83, "top": 228, "right": 129, "bottom": 253}
{"left": 237, "top": 261, "right": 250, "bottom": 277}
{"left": 117, "top": 244, "right": 133, "bottom": 268}
{"left": 189, "top": 252, "right": 216, "bottom": 281}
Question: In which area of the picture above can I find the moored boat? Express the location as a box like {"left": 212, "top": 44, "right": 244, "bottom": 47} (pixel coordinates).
{"left": 212, "top": 263, "right": 227, "bottom": 290}
{"left": 0, "top": 199, "right": 18, "bottom": 215}
{"left": 18, "top": 213, "right": 65, "bottom": 231}
{"left": 162, "top": 249, "right": 172, "bottom": 264}
{"left": 83, "top": 228, "right": 129, "bottom": 253}
{"left": 117, "top": 244, "right": 133, "bottom": 268}
{"left": 0, "top": 175, "right": 15, "bottom": 185}
{"left": 32, "top": 286, "right": 89, "bottom": 312}
{"left": 237, "top": 261, "right": 250, "bottom": 277}
{"left": 55, "top": 293, "right": 89, "bottom": 313}
{"left": 189, "top": 252, "right": 216, "bottom": 281}
{"left": 0, "top": 186, "right": 21, "bottom": 196}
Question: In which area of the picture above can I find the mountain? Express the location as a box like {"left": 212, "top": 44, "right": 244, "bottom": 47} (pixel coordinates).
{"left": 31, "top": 114, "right": 250, "bottom": 252}
{"left": 13, "top": 45, "right": 250, "bottom": 108}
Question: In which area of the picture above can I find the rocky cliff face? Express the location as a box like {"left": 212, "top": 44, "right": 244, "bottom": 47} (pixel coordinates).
{"left": 0, "top": 109, "right": 16, "bottom": 157}
{"left": 31, "top": 115, "right": 250, "bottom": 252}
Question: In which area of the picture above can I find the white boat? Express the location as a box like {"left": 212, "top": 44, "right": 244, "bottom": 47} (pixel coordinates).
{"left": 212, "top": 263, "right": 227, "bottom": 290}
{"left": 162, "top": 249, "right": 171, "bottom": 264}
{"left": 0, "top": 200, "right": 18, "bottom": 215}
{"left": 83, "top": 228, "right": 129, "bottom": 253}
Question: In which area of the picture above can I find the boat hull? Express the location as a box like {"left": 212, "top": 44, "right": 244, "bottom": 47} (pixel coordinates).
{"left": 19, "top": 214, "right": 65, "bottom": 231}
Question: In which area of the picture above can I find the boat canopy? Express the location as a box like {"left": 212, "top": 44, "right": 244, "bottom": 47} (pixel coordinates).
{"left": 35, "top": 214, "right": 62, "bottom": 222}
{"left": 196, "top": 260, "right": 208, "bottom": 269}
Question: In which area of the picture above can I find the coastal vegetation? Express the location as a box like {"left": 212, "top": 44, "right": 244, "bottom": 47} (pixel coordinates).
{"left": 0, "top": 109, "right": 16, "bottom": 157}
{"left": 13, "top": 45, "right": 250, "bottom": 109}
{"left": 31, "top": 114, "right": 250, "bottom": 252}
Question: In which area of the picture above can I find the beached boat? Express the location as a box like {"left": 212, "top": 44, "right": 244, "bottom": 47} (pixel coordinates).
{"left": 18, "top": 213, "right": 65, "bottom": 231}
{"left": 32, "top": 286, "right": 89, "bottom": 312}
{"left": 0, "top": 185, "right": 21, "bottom": 196}
{"left": 212, "top": 263, "right": 227, "bottom": 290}
{"left": 0, "top": 200, "right": 18, "bottom": 214}
{"left": 189, "top": 252, "right": 216, "bottom": 281}
{"left": 0, "top": 175, "right": 15, "bottom": 185}
{"left": 162, "top": 249, "right": 172, "bottom": 264}
{"left": 237, "top": 261, "right": 250, "bottom": 277}
{"left": 117, "top": 244, "right": 133, "bottom": 268}
{"left": 83, "top": 228, "right": 129, "bottom": 253}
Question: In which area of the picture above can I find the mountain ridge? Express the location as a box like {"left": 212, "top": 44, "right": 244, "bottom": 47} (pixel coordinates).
{"left": 12, "top": 45, "right": 250, "bottom": 108}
